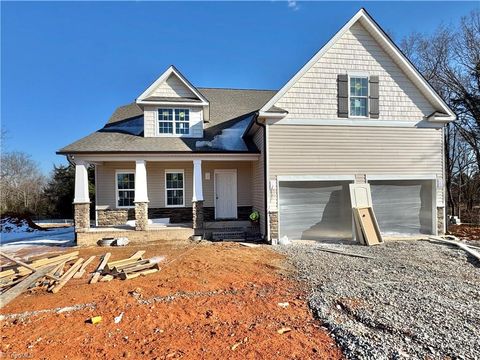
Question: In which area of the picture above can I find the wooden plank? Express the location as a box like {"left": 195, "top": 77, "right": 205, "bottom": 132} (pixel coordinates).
{"left": 100, "top": 275, "right": 114, "bottom": 282}
{"left": 316, "top": 246, "right": 375, "bottom": 259}
{"left": 49, "top": 258, "right": 84, "bottom": 294}
{"left": 122, "top": 268, "right": 158, "bottom": 280}
{"left": 353, "top": 210, "right": 366, "bottom": 245}
{"left": 0, "top": 252, "right": 78, "bottom": 279}
{"left": 73, "top": 256, "right": 96, "bottom": 279}
{"left": 111, "top": 259, "right": 151, "bottom": 273}
{"left": 0, "top": 265, "right": 55, "bottom": 309}
{"left": 428, "top": 236, "right": 480, "bottom": 262}
{"left": 90, "top": 253, "right": 111, "bottom": 284}
{"left": 106, "top": 251, "right": 146, "bottom": 270}
{"left": 0, "top": 251, "right": 61, "bottom": 282}
{"left": 120, "top": 262, "right": 158, "bottom": 275}
{"left": 354, "top": 207, "right": 383, "bottom": 246}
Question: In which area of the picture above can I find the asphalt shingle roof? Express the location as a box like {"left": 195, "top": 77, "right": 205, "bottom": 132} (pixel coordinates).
{"left": 58, "top": 88, "right": 276, "bottom": 154}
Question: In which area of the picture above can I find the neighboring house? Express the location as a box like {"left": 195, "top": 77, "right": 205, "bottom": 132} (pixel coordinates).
{"left": 59, "top": 9, "right": 455, "bottom": 246}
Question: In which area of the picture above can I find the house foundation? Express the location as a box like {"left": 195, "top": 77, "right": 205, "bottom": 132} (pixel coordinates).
{"left": 192, "top": 200, "right": 204, "bottom": 232}
{"left": 74, "top": 203, "right": 90, "bottom": 232}
{"left": 135, "top": 202, "right": 149, "bottom": 231}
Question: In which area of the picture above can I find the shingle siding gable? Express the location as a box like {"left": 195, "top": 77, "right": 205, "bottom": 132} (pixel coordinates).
{"left": 274, "top": 22, "right": 435, "bottom": 120}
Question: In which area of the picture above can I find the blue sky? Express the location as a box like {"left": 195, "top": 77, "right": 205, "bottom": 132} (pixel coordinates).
{"left": 1, "top": 1, "right": 478, "bottom": 173}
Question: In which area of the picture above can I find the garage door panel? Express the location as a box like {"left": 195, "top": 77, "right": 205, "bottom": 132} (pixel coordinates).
{"left": 279, "top": 181, "right": 352, "bottom": 241}
{"left": 370, "top": 180, "right": 433, "bottom": 236}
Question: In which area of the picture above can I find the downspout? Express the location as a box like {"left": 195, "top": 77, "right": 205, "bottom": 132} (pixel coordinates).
{"left": 254, "top": 113, "right": 269, "bottom": 242}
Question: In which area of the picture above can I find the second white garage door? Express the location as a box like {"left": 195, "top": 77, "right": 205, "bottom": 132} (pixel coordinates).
{"left": 278, "top": 180, "right": 353, "bottom": 241}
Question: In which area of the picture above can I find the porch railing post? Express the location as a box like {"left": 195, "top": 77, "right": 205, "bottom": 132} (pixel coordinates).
{"left": 134, "top": 160, "right": 149, "bottom": 231}
{"left": 192, "top": 159, "right": 204, "bottom": 232}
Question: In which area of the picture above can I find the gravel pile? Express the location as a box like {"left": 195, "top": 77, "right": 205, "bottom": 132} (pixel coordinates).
{"left": 277, "top": 240, "right": 480, "bottom": 359}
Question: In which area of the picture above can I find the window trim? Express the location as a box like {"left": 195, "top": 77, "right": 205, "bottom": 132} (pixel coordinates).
{"left": 156, "top": 108, "right": 190, "bottom": 137}
{"left": 115, "top": 170, "right": 135, "bottom": 209}
{"left": 348, "top": 74, "right": 370, "bottom": 118}
{"left": 165, "top": 169, "right": 185, "bottom": 208}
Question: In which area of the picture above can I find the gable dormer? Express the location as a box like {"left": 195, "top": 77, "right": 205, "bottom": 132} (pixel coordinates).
{"left": 137, "top": 66, "right": 209, "bottom": 138}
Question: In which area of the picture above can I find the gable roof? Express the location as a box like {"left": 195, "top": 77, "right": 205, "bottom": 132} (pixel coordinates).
{"left": 136, "top": 65, "right": 209, "bottom": 105}
{"left": 57, "top": 88, "right": 276, "bottom": 154}
{"left": 259, "top": 8, "right": 455, "bottom": 122}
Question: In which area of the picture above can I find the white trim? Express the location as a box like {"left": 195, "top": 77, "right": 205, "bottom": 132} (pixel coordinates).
{"left": 267, "top": 118, "right": 443, "bottom": 128}
{"left": 192, "top": 159, "right": 204, "bottom": 202}
{"left": 134, "top": 160, "right": 149, "bottom": 203}
{"left": 258, "top": 111, "right": 288, "bottom": 119}
{"left": 277, "top": 175, "right": 356, "bottom": 182}
{"left": 365, "top": 174, "right": 437, "bottom": 181}
{"left": 74, "top": 154, "right": 260, "bottom": 162}
{"left": 213, "top": 169, "right": 238, "bottom": 220}
{"left": 94, "top": 164, "right": 98, "bottom": 226}
{"left": 258, "top": 9, "right": 456, "bottom": 121}
{"left": 115, "top": 169, "right": 136, "bottom": 209}
{"left": 136, "top": 66, "right": 209, "bottom": 105}
{"left": 165, "top": 169, "right": 185, "bottom": 208}
{"left": 73, "top": 160, "right": 90, "bottom": 204}
{"left": 137, "top": 101, "right": 208, "bottom": 106}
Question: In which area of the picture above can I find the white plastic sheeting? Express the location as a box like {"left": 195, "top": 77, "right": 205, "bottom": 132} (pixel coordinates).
{"left": 370, "top": 180, "right": 434, "bottom": 236}
{"left": 196, "top": 116, "right": 252, "bottom": 151}
{"left": 278, "top": 181, "right": 353, "bottom": 241}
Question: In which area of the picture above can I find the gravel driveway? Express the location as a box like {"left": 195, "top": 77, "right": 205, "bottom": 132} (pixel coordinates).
{"left": 277, "top": 240, "right": 480, "bottom": 359}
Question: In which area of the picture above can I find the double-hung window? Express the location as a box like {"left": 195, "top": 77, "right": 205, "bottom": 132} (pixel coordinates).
{"left": 165, "top": 170, "right": 184, "bottom": 207}
{"left": 349, "top": 76, "right": 369, "bottom": 117}
{"left": 158, "top": 108, "right": 190, "bottom": 135}
{"left": 116, "top": 171, "right": 135, "bottom": 208}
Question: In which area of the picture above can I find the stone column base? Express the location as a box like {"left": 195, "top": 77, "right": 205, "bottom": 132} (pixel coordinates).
{"left": 74, "top": 202, "right": 90, "bottom": 232}
{"left": 192, "top": 201, "right": 204, "bottom": 233}
{"left": 269, "top": 211, "right": 278, "bottom": 243}
{"left": 437, "top": 207, "right": 445, "bottom": 235}
{"left": 135, "top": 202, "right": 149, "bottom": 231}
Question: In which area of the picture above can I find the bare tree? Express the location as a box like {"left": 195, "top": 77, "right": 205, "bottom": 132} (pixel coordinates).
{"left": 0, "top": 151, "right": 46, "bottom": 214}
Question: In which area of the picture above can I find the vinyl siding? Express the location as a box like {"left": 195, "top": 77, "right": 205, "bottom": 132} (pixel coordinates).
{"left": 150, "top": 74, "right": 196, "bottom": 98}
{"left": 144, "top": 106, "right": 203, "bottom": 138}
{"left": 268, "top": 125, "right": 443, "bottom": 210}
{"left": 274, "top": 22, "right": 435, "bottom": 120}
{"left": 95, "top": 161, "right": 252, "bottom": 210}
{"left": 251, "top": 127, "right": 265, "bottom": 235}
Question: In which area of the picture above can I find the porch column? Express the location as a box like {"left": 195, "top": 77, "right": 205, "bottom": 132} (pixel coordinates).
{"left": 192, "top": 159, "right": 204, "bottom": 232}
{"left": 134, "top": 160, "right": 149, "bottom": 231}
{"left": 73, "top": 160, "right": 90, "bottom": 232}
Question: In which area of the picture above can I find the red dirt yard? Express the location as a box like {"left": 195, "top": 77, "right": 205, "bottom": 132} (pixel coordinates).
{"left": 0, "top": 241, "right": 343, "bottom": 359}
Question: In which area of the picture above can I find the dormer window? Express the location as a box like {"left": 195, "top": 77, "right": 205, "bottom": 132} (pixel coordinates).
{"left": 158, "top": 108, "right": 190, "bottom": 135}
{"left": 349, "top": 76, "right": 369, "bottom": 117}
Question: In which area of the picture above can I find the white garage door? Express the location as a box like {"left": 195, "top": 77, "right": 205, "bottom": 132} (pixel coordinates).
{"left": 369, "top": 180, "right": 434, "bottom": 236}
{"left": 278, "top": 181, "right": 353, "bottom": 241}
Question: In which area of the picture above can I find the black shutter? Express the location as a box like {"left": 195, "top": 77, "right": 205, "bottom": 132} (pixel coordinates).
{"left": 337, "top": 74, "right": 349, "bottom": 118}
{"left": 369, "top": 76, "right": 379, "bottom": 119}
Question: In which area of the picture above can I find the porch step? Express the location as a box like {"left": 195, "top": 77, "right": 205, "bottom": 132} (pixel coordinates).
{"left": 212, "top": 228, "right": 245, "bottom": 241}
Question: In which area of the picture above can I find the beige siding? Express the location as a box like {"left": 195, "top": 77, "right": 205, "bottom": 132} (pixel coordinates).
{"left": 144, "top": 106, "right": 203, "bottom": 138}
{"left": 275, "top": 22, "right": 434, "bottom": 120}
{"left": 251, "top": 128, "right": 265, "bottom": 235}
{"left": 202, "top": 161, "right": 252, "bottom": 207}
{"left": 268, "top": 125, "right": 443, "bottom": 210}
{"left": 150, "top": 74, "right": 196, "bottom": 98}
{"left": 95, "top": 161, "right": 252, "bottom": 210}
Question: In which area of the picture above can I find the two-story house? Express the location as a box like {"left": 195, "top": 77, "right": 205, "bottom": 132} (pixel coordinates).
{"left": 59, "top": 9, "right": 455, "bottom": 246}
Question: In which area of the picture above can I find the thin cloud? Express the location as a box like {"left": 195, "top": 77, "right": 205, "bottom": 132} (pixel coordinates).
{"left": 287, "top": 0, "right": 299, "bottom": 11}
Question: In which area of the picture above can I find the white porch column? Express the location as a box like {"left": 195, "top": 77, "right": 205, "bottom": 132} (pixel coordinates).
{"left": 192, "top": 159, "right": 204, "bottom": 232}
{"left": 134, "top": 160, "right": 149, "bottom": 203}
{"left": 73, "top": 160, "right": 90, "bottom": 232}
{"left": 192, "top": 159, "right": 204, "bottom": 202}
{"left": 74, "top": 160, "right": 90, "bottom": 204}
{"left": 134, "top": 160, "right": 149, "bottom": 231}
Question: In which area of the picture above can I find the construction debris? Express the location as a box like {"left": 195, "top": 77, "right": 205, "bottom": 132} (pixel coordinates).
{"left": 316, "top": 246, "right": 376, "bottom": 259}
{"left": 427, "top": 236, "right": 480, "bottom": 263}
{"left": 353, "top": 207, "right": 383, "bottom": 246}
{"left": 277, "top": 327, "right": 292, "bottom": 334}
{"left": 0, "top": 249, "right": 161, "bottom": 308}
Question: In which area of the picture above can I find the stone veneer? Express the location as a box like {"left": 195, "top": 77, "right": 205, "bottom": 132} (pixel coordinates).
{"left": 192, "top": 201, "right": 204, "bottom": 231}
{"left": 97, "top": 209, "right": 134, "bottom": 226}
{"left": 74, "top": 203, "right": 90, "bottom": 232}
{"left": 437, "top": 207, "right": 445, "bottom": 235}
{"left": 269, "top": 211, "right": 278, "bottom": 242}
{"left": 135, "top": 202, "right": 149, "bottom": 231}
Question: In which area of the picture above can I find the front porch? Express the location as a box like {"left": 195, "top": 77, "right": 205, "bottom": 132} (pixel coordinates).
{"left": 72, "top": 155, "right": 263, "bottom": 246}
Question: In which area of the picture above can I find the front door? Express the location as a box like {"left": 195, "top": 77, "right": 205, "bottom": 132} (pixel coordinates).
{"left": 215, "top": 170, "right": 237, "bottom": 219}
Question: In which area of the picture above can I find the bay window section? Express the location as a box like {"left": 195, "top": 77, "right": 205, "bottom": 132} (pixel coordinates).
{"left": 349, "top": 76, "right": 368, "bottom": 117}
{"left": 158, "top": 108, "right": 190, "bottom": 135}
{"left": 165, "top": 170, "right": 184, "bottom": 207}
{"left": 116, "top": 171, "right": 135, "bottom": 208}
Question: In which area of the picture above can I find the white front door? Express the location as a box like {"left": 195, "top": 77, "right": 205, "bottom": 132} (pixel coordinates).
{"left": 214, "top": 170, "right": 237, "bottom": 219}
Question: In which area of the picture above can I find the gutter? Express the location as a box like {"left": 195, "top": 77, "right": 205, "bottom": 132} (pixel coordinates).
{"left": 254, "top": 112, "right": 269, "bottom": 241}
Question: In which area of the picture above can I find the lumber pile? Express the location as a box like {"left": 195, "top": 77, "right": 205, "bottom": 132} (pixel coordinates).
{"left": 0, "top": 250, "right": 161, "bottom": 309}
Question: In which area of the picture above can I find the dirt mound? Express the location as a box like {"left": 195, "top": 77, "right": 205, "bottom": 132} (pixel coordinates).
{"left": 0, "top": 213, "right": 45, "bottom": 233}
{"left": 447, "top": 224, "right": 480, "bottom": 240}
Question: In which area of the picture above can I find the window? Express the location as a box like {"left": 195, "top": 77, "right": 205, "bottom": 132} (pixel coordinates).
{"left": 158, "top": 108, "right": 190, "bottom": 135}
{"left": 165, "top": 171, "right": 184, "bottom": 207}
{"left": 116, "top": 171, "right": 135, "bottom": 208}
{"left": 349, "top": 76, "right": 368, "bottom": 117}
